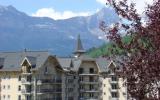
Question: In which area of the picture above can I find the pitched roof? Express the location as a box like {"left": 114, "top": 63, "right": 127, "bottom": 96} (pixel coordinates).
{"left": 96, "top": 58, "right": 110, "bottom": 72}
{"left": 57, "top": 58, "right": 72, "bottom": 69}
{"left": 0, "top": 51, "right": 49, "bottom": 71}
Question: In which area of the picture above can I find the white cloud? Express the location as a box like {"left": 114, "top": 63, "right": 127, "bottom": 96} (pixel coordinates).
{"left": 96, "top": 0, "right": 153, "bottom": 14}
{"left": 96, "top": 0, "right": 107, "bottom": 5}
{"left": 32, "top": 8, "right": 92, "bottom": 20}
{"left": 126, "top": 0, "right": 152, "bottom": 14}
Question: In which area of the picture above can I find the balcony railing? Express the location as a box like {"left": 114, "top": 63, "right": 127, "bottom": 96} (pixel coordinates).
{"left": 79, "top": 80, "right": 99, "bottom": 84}
{"left": 43, "top": 97, "right": 62, "bottom": 100}
{"left": 22, "top": 72, "right": 32, "bottom": 75}
{"left": 79, "top": 73, "right": 98, "bottom": 76}
{"left": 21, "top": 89, "right": 32, "bottom": 95}
{"left": 37, "top": 89, "right": 62, "bottom": 93}
{"left": 37, "top": 79, "right": 62, "bottom": 85}
{"left": 21, "top": 78, "right": 32, "bottom": 85}
{"left": 79, "top": 97, "right": 98, "bottom": 100}
{"left": 80, "top": 89, "right": 99, "bottom": 92}
{"left": 109, "top": 79, "right": 119, "bottom": 84}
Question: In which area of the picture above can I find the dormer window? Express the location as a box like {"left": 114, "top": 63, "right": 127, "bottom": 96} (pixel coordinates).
{"left": 31, "top": 64, "right": 36, "bottom": 68}
{"left": 90, "top": 68, "right": 94, "bottom": 74}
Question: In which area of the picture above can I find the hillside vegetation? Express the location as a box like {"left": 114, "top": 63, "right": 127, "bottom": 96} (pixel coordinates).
{"left": 86, "top": 35, "right": 132, "bottom": 57}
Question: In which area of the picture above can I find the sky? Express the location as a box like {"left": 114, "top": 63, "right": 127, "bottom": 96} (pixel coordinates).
{"left": 0, "top": 0, "right": 153, "bottom": 20}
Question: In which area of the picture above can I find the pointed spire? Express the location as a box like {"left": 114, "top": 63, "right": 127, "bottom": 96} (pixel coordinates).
{"left": 74, "top": 34, "right": 85, "bottom": 57}
{"left": 76, "top": 34, "right": 84, "bottom": 51}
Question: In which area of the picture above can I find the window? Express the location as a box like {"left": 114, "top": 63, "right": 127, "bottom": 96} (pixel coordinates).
{"left": 80, "top": 93, "right": 83, "bottom": 97}
{"left": 79, "top": 76, "right": 83, "bottom": 82}
{"left": 111, "top": 92, "right": 118, "bottom": 98}
{"left": 89, "top": 85, "right": 94, "bottom": 90}
{"left": 27, "top": 95, "right": 31, "bottom": 100}
{"left": 27, "top": 76, "right": 31, "bottom": 82}
{"left": 3, "top": 85, "right": 5, "bottom": 89}
{"left": 89, "top": 76, "right": 94, "bottom": 82}
{"left": 18, "top": 76, "right": 21, "bottom": 81}
{"left": 3, "top": 95, "right": 5, "bottom": 99}
{"left": 90, "top": 93, "right": 94, "bottom": 97}
{"left": 111, "top": 76, "right": 118, "bottom": 81}
{"left": 79, "top": 68, "right": 83, "bottom": 74}
{"left": 18, "top": 95, "right": 21, "bottom": 100}
{"left": 8, "top": 85, "right": 10, "bottom": 89}
{"left": 8, "top": 95, "right": 10, "bottom": 99}
{"left": 104, "top": 92, "right": 106, "bottom": 95}
{"left": 80, "top": 85, "right": 84, "bottom": 89}
{"left": 104, "top": 84, "right": 106, "bottom": 87}
{"left": 18, "top": 86, "right": 21, "bottom": 91}
{"left": 90, "top": 68, "right": 94, "bottom": 73}
{"left": 111, "top": 84, "right": 118, "bottom": 89}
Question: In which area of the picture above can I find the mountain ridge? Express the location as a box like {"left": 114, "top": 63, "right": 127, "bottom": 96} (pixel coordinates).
{"left": 0, "top": 5, "right": 119, "bottom": 56}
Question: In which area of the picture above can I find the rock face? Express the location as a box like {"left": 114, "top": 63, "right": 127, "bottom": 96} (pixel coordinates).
{"left": 0, "top": 5, "right": 119, "bottom": 56}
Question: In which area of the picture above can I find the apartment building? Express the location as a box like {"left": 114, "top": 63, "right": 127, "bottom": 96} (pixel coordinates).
{"left": 0, "top": 35, "right": 127, "bottom": 100}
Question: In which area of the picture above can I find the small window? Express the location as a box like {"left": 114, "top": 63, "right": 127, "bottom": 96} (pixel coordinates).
{"left": 8, "top": 85, "right": 10, "bottom": 89}
{"left": 89, "top": 76, "right": 94, "bottom": 82}
{"left": 80, "top": 93, "right": 83, "bottom": 97}
{"left": 3, "top": 85, "right": 5, "bottom": 89}
{"left": 90, "top": 68, "right": 94, "bottom": 73}
{"left": 80, "top": 76, "right": 83, "bottom": 82}
{"left": 104, "top": 92, "right": 106, "bottom": 95}
{"left": 8, "top": 95, "right": 10, "bottom": 99}
{"left": 18, "top": 86, "right": 21, "bottom": 91}
{"left": 18, "top": 76, "right": 21, "bottom": 81}
{"left": 111, "top": 84, "right": 118, "bottom": 89}
{"left": 111, "top": 92, "right": 118, "bottom": 98}
{"left": 111, "top": 76, "right": 118, "bottom": 81}
{"left": 3, "top": 95, "right": 5, "bottom": 99}
{"left": 89, "top": 84, "right": 94, "bottom": 90}
{"left": 90, "top": 93, "right": 94, "bottom": 97}
{"left": 80, "top": 85, "right": 84, "bottom": 89}
{"left": 79, "top": 68, "right": 83, "bottom": 74}
{"left": 104, "top": 84, "right": 106, "bottom": 87}
{"left": 18, "top": 95, "right": 21, "bottom": 100}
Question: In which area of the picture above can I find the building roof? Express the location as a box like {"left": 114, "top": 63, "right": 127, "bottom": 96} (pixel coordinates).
{"left": 57, "top": 58, "right": 72, "bottom": 69}
{"left": 96, "top": 58, "right": 111, "bottom": 72}
{"left": 0, "top": 51, "right": 49, "bottom": 71}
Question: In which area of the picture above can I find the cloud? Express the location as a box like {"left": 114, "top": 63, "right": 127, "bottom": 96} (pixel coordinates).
{"left": 96, "top": 0, "right": 106, "bottom": 5}
{"left": 131, "top": 0, "right": 153, "bottom": 13}
{"left": 96, "top": 0, "right": 153, "bottom": 14}
{"left": 32, "top": 8, "right": 92, "bottom": 20}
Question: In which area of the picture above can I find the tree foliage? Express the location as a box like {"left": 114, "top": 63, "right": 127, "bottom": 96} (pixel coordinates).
{"left": 100, "top": 0, "right": 160, "bottom": 99}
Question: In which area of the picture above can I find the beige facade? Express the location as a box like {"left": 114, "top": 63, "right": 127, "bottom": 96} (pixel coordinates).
{"left": 0, "top": 35, "right": 127, "bottom": 100}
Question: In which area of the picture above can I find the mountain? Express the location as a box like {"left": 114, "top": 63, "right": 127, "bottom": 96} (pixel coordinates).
{"left": 0, "top": 5, "right": 119, "bottom": 56}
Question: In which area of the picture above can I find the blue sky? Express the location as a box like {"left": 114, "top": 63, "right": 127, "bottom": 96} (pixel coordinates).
{"left": 0, "top": 0, "right": 153, "bottom": 20}
{"left": 0, "top": 0, "right": 105, "bottom": 13}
